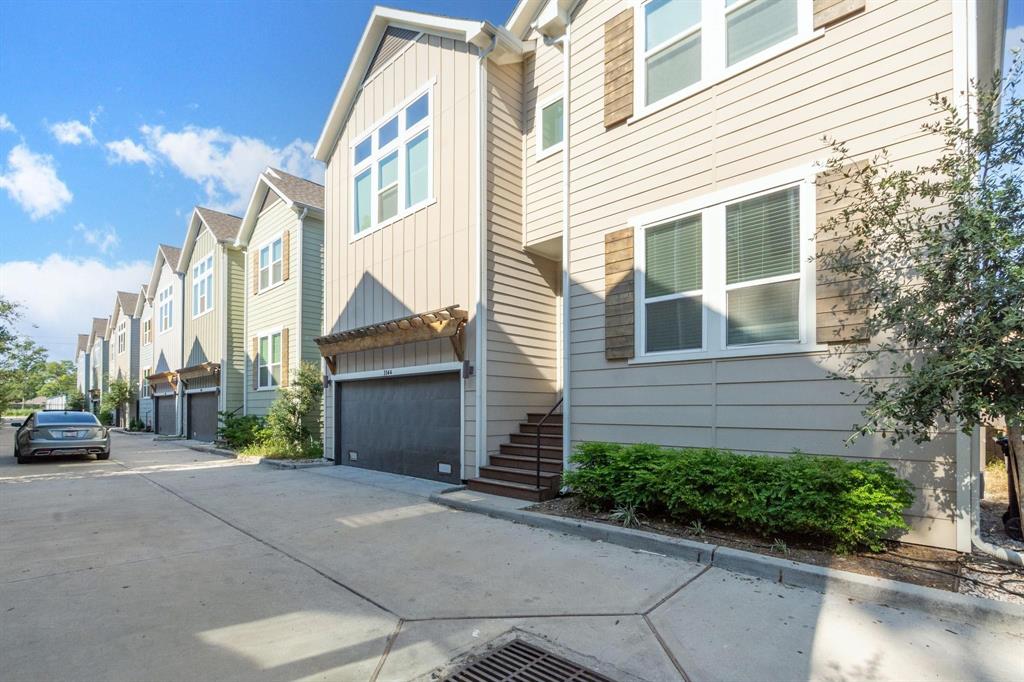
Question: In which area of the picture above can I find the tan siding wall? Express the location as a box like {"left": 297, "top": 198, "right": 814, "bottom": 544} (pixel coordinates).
{"left": 322, "top": 34, "right": 480, "bottom": 472}
{"left": 486, "top": 60, "right": 560, "bottom": 453}
{"left": 523, "top": 28, "right": 564, "bottom": 247}
{"left": 224, "top": 249, "right": 245, "bottom": 413}
{"left": 183, "top": 229, "right": 222, "bottom": 368}
{"left": 566, "top": 0, "right": 957, "bottom": 548}
{"left": 153, "top": 262, "right": 182, "bottom": 374}
{"left": 139, "top": 300, "right": 154, "bottom": 427}
{"left": 244, "top": 200, "right": 300, "bottom": 416}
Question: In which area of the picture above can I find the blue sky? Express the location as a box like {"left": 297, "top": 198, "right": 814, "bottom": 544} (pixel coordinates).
{"left": 0, "top": 0, "right": 1020, "bottom": 361}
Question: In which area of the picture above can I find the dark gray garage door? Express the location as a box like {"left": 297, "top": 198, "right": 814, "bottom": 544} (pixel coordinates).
{"left": 337, "top": 372, "right": 460, "bottom": 484}
{"left": 187, "top": 392, "right": 218, "bottom": 441}
{"left": 155, "top": 395, "right": 176, "bottom": 435}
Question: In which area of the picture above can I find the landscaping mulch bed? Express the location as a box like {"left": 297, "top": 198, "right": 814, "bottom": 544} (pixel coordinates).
{"left": 528, "top": 496, "right": 1024, "bottom": 604}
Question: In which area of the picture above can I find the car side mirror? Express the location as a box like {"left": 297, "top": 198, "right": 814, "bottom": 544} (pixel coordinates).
{"left": 10, "top": 421, "right": 23, "bottom": 427}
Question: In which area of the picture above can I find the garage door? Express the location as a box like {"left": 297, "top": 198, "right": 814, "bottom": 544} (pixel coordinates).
{"left": 155, "top": 396, "right": 176, "bottom": 435}
{"left": 187, "top": 392, "right": 218, "bottom": 441}
{"left": 337, "top": 372, "right": 460, "bottom": 484}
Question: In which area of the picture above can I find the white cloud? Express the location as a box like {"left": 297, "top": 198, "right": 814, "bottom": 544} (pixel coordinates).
{"left": 1006, "top": 25, "right": 1023, "bottom": 73}
{"left": 73, "top": 223, "right": 120, "bottom": 254}
{"left": 140, "top": 124, "right": 323, "bottom": 213}
{"left": 105, "top": 137, "right": 155, "bottom": 167}
{"left": 0, "top": 255, "right": 149, "bottom": 360}
{"left": 0, "top": 144, "right": 73, "bottom": 219}
{"left": 0, "top": 114, "right": 15, "bottom": 133}
{"left": 49, "top": 119, "right": 96, "bottom": 145}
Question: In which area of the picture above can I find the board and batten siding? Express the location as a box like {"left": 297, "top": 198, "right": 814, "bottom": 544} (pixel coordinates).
{"left": 183, "top": 228, "right": 222, "bottom": 369}
{"left": 153, "top": 261, "right": 183, "bottom": 375}
{"left": 322, "top": 34, "right": 480, "bottom": 473}
{"left": 301, "top": 217, "right": 325, "bottom": 367}
{"left": 523, "top": 27, "right": 564, "bottom": 248}
{"left": 567, "top": 0, "right": 958, "bottom": 548}
{"left": 486, "top": 60, "right": 561, "bottom": 453}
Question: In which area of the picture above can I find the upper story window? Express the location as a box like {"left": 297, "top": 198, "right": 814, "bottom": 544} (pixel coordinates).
{"left": 352, "top": 84, "right": 433, "bottom": 239}
{"left": 537, "top": 94, "right": 565, "bottom": 158}
{"left": 143, "top": 319, "right": 152, "bottom": 346}
{"left": 117, "top": 320, "right": 127, "bottom": 354}
{"left": 639, "top": 0, "right": 807, "bottom": 110}
{"left": 636, "top": 175, "right": 813, "bottom": 360}
{"left": 259, "top": 237, "right": 283, "bottom": 290}
{"left": 158, "top": 286, "right": 173, "bottom": 333}
{"left": 192, "top": 254, "right": 214, "bottom": 318}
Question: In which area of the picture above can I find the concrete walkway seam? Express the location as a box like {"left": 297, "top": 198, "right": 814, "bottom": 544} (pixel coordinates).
{"left": 430, "top": 493, "right": 1024, "bottom": 636}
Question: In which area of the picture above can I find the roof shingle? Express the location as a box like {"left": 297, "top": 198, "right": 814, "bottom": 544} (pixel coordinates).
{"left": 195, "top": 207, "right": 243, "bottom": 242}
{"left": 266, "top": 168, "right": 324, "bottom": 211}
{"left": 158, "top": 243, "right": 182, "bottom": 271}
{"left": 116, "top": 291, "right": 140, "bottom": 316}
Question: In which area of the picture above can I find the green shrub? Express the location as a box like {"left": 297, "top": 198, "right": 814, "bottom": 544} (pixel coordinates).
{"left": 217, "top": 412, "right": 264, "bottom": 449}
{"left": 98, "top": 409, "right": 114, "bottom": 426}
{"left": 128, "top": 418, "right": 145, "bottom": 431}
{"left": 563, "top": 443, "right": 914, "bottom": 553}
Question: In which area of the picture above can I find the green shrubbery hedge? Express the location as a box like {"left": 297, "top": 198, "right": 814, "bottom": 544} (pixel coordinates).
{"left": 562, "top": 443, "right": 915, "bottom": 552}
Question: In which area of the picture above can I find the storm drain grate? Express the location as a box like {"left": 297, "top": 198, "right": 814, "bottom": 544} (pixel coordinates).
{"left": 445, "top": 639, "right": 614, "bottom": 682}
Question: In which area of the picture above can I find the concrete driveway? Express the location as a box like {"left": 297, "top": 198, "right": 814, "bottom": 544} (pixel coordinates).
{"left": 1, "top": 426, "right": 1020, "bottom": 681}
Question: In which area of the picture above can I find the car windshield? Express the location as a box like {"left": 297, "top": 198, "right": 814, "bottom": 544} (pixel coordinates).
{"left": 36, "top": 412, "right": 100, "bottom": 425}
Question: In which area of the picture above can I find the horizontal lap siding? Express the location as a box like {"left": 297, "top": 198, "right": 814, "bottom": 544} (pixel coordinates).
{"left": 183, "top": 229, "right": 221, "bottom": 369}
{"left": 153, "top": 263, "right": 182, "bottom": 374}
{"left": 139, "top": 302, "right": 154, "bottom": 428}
{"left": 567, "top": 0, "right": 958, "bottom": 547}
{"left": 245, "top": 201, "right": 300, "bottom": 417}
{"left": 487, "top": 60, "right": 560, "bottom": 454}
{"left": 524, "top": 30, "right": 564, "bottom": 247}
{"left": 322, "top": 35, "right": 479, "bottom": 469}
{"left": 301, "top": 219, "right": 325, "bottom": 367}
{"left": 224, "top": 250, "right": 245, "bottom": 413}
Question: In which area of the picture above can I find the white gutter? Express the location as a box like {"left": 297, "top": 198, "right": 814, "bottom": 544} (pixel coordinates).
{"left": 475, "top": 34, "right": 497, "bottom": 475}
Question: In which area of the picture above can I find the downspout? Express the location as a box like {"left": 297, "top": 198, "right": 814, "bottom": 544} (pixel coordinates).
{"left": 475, "top": 33, "right": 497, "bottom": 476}
{"left": 295, "top": 207, "right": 308, "bottom": 388}
{"left": 242, "top": 239, "right": 249, "bottom": 417}
{"left": 177, "top": 269, "right": 185, "bottom": 436}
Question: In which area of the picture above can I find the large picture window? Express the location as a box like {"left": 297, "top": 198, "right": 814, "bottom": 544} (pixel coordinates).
{"left": 351, "top": 84, "right": 433, "bottom": 238}
{"left": 257, "top": 332, "right": 282, "bottom": 389}
{"left": 637, "top": 177, "right": 811, "bottom": 359}
{"left": 192, "top": 254, "right": 214, "bottom": 318}
{"left": 638, "top": 0, "right": 806, "bottom": 110}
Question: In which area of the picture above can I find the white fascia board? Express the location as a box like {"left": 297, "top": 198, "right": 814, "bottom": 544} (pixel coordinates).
{"left": 235, "top": 175, "right": 271, "bottom": 248}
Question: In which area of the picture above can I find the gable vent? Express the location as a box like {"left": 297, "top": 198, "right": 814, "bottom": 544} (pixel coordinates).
{"left": 365, "top": 27, "right": 420, "bottom": 80}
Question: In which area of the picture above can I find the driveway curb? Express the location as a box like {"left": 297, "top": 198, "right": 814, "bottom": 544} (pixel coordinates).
{"left": 259, "top": 458, "right": 329, "bottom": 470}
{"left": 430, "top": 491, "right": 1024, "bottom": 635}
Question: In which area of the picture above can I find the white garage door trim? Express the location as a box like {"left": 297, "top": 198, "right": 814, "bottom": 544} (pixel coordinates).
{"left": 330, "top": 361, "right": 464, "bottom": 478}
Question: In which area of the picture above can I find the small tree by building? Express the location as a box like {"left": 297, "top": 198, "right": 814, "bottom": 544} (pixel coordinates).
{"left": 817, "top": 50, "right": 1023, "bottom": 534}
{"left": 262, "top": 362, "right": 324, "bottom": 457}
{"left": 101, "top": 378, "right": 136, "bottom": 428}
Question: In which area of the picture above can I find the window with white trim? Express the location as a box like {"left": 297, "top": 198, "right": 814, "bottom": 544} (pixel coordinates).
{"left": 143, "top": 319, "right": 151, "bottom": 345}
{"left": 117, "top": 320, "right": 127, "bottom": 354}
{"left": 141, "top": 368, "right": 150, "bottom": 398}
{"left": 537, "top": 95, "right": 564, "bottom": 156}
{"left": 352, "top": 85, "right": 432, "bottom": 237}
{"left": 639, "top": 0, "right": 806, "bottom": 109}
{"left": 257, "top": 332, "right": 282, "bottom": 389}
{"left": 192, "top": 254, "right": 214, "bottom": 317}
{"left": 158, "top": 286, "right": 173, "bottom": 333}
{"left": 638, "top": 182, "right": 809, "bottom": 357}
{"left": 259, "top": 237, "right": 283, "bottom": 290}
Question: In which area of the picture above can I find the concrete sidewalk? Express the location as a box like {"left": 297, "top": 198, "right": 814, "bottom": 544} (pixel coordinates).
{"left": 1, "top": 430, "right": 1021, "bottom": 681}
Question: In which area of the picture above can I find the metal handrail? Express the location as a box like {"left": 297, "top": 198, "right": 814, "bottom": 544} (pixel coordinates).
{"left": 536, "top": 397, "right": 563, "bottom": 491}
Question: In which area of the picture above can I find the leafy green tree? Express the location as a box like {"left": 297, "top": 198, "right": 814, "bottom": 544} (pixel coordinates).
{"left": 100, "top": 378, "right": 136, "bottom": 426}
{"left": 263, "top": 362, "right": 324, "bottom": 455}
{"left": 1, "top": 338, "right": 48, "bottom": 406}
{"left": 39, "top": 360, "right": 76, "bottom": 398}
{"left": 66, "top": 390, "right": 86, "bottom": 411}
{"left": 817, "top": 51, "right": 1024, "bottom": 525}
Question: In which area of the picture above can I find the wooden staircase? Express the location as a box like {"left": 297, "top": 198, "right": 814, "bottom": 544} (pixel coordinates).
{"left": 466, "top": 412, "right": 563, "bottom": 502}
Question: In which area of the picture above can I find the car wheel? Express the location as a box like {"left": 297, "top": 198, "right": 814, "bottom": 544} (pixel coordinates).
{"left": 16, "top": 455, "right": 29, "bottom": 464}
{"left": 96, "top": 452, "right": 110, "bottom": 460}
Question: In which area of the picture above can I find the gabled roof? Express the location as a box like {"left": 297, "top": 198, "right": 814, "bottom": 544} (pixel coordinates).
{"left": 133, "top": 284, "right": 149, "bottom": 317}
{"left": 88, "top": 317, "right": 107, "bottom": 347}
{"left": 179, "top": 206, "right": 243, "bottom": 269}
{"left": 76, "top": 334, "right": 90, "bottom": 356}
{"left": 108, "top": 291, "right": 140, "bottom": 337}
{"left": 313, "top": 6, "right": 530, "bottom": 162}
{"left": 235, "top": 167, "right": 325, "bottom": 247}
{"left": 147, "top": 243, "right": 183, "bottom": 300}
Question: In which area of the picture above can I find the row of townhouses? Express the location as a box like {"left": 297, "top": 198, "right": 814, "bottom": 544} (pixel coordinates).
{"left": 74, "top": 0, "right": 1005, "bottom": 553}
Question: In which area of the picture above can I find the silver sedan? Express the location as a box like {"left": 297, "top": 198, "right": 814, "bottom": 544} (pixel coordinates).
{"left": 12, "top": 411, "right": 111, "bottom": 463}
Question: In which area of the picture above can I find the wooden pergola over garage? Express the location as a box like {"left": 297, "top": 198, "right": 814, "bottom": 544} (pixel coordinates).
{"left": 314, "top": 305, "right": 468, "bottom": 373}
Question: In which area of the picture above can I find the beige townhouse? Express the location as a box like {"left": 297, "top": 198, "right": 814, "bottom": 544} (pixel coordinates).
{"left": 106, "top": 290, "right": 142, "bottom": 427}
{"left": 75, "top": 334, "right": 91, "bottom": 397}
{"left": 135, "top": 285, "right": 154, "bottom": 429}
{"left": 312, "top": 0, "right": 1005, "bottom": 550}
{"left": 87, "top": 317, "right": 109, "bottom": 415}
{"left": 234, "top": 168, "right": 325, "bottom": 419}
{"left": 145, "top": 244, "right": 184, "bottom": 436}
{"left": 177, "top": 207, "right": 245, "bottom": 441}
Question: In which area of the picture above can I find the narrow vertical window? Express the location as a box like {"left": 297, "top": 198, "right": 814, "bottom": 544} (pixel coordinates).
{"left": 257, "top": 332, "right": 283, "bottom": 389}
{"left": 643, "top": 215, "right": 703, "bottom": 352}
{"left": 539, "top": 97, "right": 564, "bottom": 153}
{"left": 378, "top": 151, "right": 399, "bottom": 221}
{"left": 354, "top": 169, "right": 372, "bottom": 234}
{"left": 405, "top": 131, "right": 429, "bottom": 207}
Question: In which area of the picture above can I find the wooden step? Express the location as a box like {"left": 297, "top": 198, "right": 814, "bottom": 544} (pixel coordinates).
{"left": 466, "top": 477, "right": 559, "bottom": 502}
{"left": 489, "top": 453, "right": 564, "bottom": 473}
{"left": 479, "top": 465, "right": 562, "bottom": 488}
{"left": 510, "top": 433, "right": 562, "bottom": 447}
{"left": 518, "top": 422, "right": 563, "bottom": 436}
{"left": 500, "top": 443, "right": 563, "bottom": 458}
{"left": 526, "top": 412, "right": 563, "bottom": 424}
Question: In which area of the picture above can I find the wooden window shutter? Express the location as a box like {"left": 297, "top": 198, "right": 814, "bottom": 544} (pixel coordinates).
{"left": 605, "top": 227, "right": 635, "bottom": 360}
{"left": 603, "top": 9, "right": 633, "bottom": 129}
{"left": 816, "top": 167, "right": 870, "bottom": 344}
{"left": 813, "top": 0, "right": 865, "bottom": 30}
{"left": 251, "top": 250, "right": 259, "bottom": 294}
{"left": 282, "top": 230, "right": 291, "bottom": 281}
{"left": 251, "top": 336, "right": 259, "bottom": 390}
{"left": 280, "top": 327, "right": 290, "bottom": 387}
